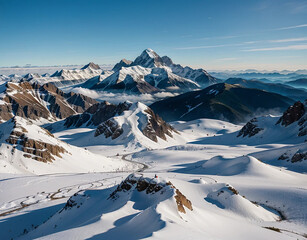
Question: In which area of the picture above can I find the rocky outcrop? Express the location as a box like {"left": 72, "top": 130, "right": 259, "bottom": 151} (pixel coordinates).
{"left": 279, "top": 150, "right": 307, "bottom": 163}
{"left": 167, "top": 182, "right": 193, "bottom": 213}
{"left": 109, "top": 174, "right": 193, "bottom": 214}
{"left": 276, "top": 101, "right": 305, "bottom": 126}
{"left": 93, "top": 103, "right": 178, "bottom": 143}
{"left": 5, "top": 118, "right": 66, "bottom": 162}
{"left": 298, "top": 114, "right": 307, "bottom": 137}
{"left": 0, "top": 82, "right": 98, "bottom": 122}
{"left": 64, "top": 101, "right": 132, "bottom": 128}
{"left": 94, "top": 119, "right": 123, "bottom": 139}
{"left": 143, "top": 108, "right": 178, "bottom": 142}
{"left": 237, "top": 118, "right": 263, "bottom": 137}
{"left": 291, "top": 152, "right": 307, "bottom": 163}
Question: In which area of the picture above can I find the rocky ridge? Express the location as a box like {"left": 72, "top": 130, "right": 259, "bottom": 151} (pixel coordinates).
{"left": 0, "top": 81, "right": 98, "bottom": 122}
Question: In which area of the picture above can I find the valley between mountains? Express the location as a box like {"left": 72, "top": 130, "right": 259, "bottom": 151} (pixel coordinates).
{"left": 0, "top": 49, "right": 306, "bottom": 240}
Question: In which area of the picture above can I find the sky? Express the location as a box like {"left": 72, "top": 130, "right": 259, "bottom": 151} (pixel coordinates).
{"left": 0, "top": 0, "right": 306, "bottom": 70}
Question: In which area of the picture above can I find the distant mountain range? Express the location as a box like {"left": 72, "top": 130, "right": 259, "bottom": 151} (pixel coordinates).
{"left": 225, "top": 78, "right": 307, "bottom": 101}
{"left": 285, "top": 78, "right": 307, "bottom": 88}
{"left": 0, "top": 49, "right": 219, "bottom": 94}
{"left": 150, "top": 83, "right": 294, "bottom": 123}
{"left": 209, "top": 69, "right": 307, "bottom": 81}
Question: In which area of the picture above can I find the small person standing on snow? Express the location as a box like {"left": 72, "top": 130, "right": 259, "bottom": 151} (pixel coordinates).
{"left": 154, "top": 174, "right": 158, "bottom": 178}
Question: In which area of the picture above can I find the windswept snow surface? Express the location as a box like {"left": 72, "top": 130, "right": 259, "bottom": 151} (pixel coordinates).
{"left": 1, "top": 117, "right": 307, "bottom": 239}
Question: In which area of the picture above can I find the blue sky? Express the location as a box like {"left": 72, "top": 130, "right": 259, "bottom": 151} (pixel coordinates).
{"left": 0, "top": 0, "right": 306, "bottom": 70}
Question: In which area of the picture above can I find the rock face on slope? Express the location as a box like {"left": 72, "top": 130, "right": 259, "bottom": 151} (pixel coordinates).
{"left": 109, "top": 174, "right": 193, "bottom": 214}
{"left": 94, "top": 102, "right": 178, "bottom": 143}
{"left": 236, "top": 100, "right": 307, "bottom": 141}
{"left": 94, "top": 119, "right": 124, "bottom": 139}
{"left": 276, "top": 100, "right": 307, "bottom": 139}
{"left": 237, "top": 118, "right": 263, "bottom": 137}
{"left": 142, "top": 108, "right": 177, "bottom": 142}
{"left": 150, "top": 83, "right": 293, "bottom": 123}
{"left": 278, "top": 146, "right": 307, "bottom": 163}
{"left": 0, "top": 82, "right": 98, "bottom": 122}
{"left": 4, "top": 117, "right": 67, "bottom": 162}
{"left": 276, "top": 101, "right": 305, "bottom": 126}
{"left": 63, "top": 101, "right": 132, "bottom": 128}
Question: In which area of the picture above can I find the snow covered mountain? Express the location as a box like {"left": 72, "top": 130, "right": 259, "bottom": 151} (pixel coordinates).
{"left": 94, "top": 102, "right": 178, "bottom": 144}
{"left": 34, "top": 62, "right": 103, "bottom": 87}
{"left": 2, "top": 49, "right": 218, "bottom": 94}
{"left": 89, "top": 48, "right": 219, "bottom": 93}
{"left": 1, "top": 63, "right": 104, "bottom": 88}
{"left": 0, "top": 81, "right": 98, "bottom": 123}
{"left": 0, "top": 117, "right": 137, "bottom": 174}
{"left": 150, "top": 83, "right": 294, "bottom": 123}
{"left": 237, "top": 100, "right": 306, "bottom": 143}
{"left": 49, "top": 102, "right": 180, "bottom": 151}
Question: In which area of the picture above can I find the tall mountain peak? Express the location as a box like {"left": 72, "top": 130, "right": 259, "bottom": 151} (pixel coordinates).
{"left": 132, "top": 48, "right": 165, "bottom": 68}
{"left": 81, "top": 62, "right": 101, "bottom": 70}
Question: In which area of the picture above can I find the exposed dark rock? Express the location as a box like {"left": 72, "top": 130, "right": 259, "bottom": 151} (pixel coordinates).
{"left": 237, "top": 118, "right": 263, "bottom": 137}
{"left": 166, "top": 181, "right": 193, "bottom": 213}
{"left": 109, "top": 174, "right": 193, "bottom": 214}
{"left": 64, "top": 101, "right": 132, "bottom": 128}
{"left": 227, "top": 185, "right": 239, "bottom": 195}
{"left": 94, "top": 119, "right": 124, "bottom": 139}
{"left": 142, "top": 108, "right": 178, "bottom": 142}
{"left": 5, "top": 118, "right": 66, "bottom": 162}
{"left": 291, "top": 152, "right": 307, "bottom": 163}
{"left": 278, "top": 153, "right": 289, "bottom": 161}
{"left": 276, "top": 101, "right": 305, "bottom": 126}
{"left": 298, "top": 114, "right": 307, "bottom": 137}
{"left": 0, "top": 82, "right": 98, "bottom": 122}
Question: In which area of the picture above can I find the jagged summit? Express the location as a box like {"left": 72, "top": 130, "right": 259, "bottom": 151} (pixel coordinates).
{"left": 112, "top": 58, "right": 133, "bottom": 71}
{"left": 131, "top": 48, "right": 165, "bottom": 68}
{"left": 81, "top": 62, "right": 101, "bottom": 70}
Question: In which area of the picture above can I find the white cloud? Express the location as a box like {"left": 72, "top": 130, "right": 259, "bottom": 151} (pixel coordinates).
{"left": 269, "top": 37, "right": 307, "bottom": 43}
{"left": 276, "top": 24, "right": 307, "bottom": 30}
{"left": 215, "top": 58, "right": 237, "bottom": 62}
{"left": 175, "top": 43, "right": 247, "bottom": 50}
{"left": 72, "top": 87, "right": 178, "bottom": 105}
{"left": 242, "top": 44, "right": 307, "bottom": 52}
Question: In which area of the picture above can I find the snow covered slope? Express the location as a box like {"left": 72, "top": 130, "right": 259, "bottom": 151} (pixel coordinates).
{"left": 0, "top": 117, "right": 138, "bottom": 174}
{"left": 18, "top": 174, "right": 286, "bottom": 240}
